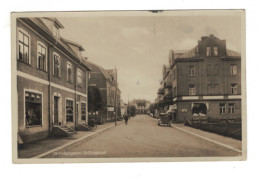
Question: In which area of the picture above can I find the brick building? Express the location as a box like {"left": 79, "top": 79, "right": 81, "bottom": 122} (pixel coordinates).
{"left": 157, "top": 35, "right": 241, "bottom": 123}
{"left": 16, "top": 17, "right": 91, "bottom": 143}
{"left": 87, "top": 61, "right": 121, "bottom": 122}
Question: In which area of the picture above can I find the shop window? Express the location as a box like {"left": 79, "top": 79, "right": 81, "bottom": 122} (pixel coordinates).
{"left": 231, "top": 83, "right": 238, "bottom": 94}
{"left": 66, "top": 99, "right": 73, "bottom": 122}
{"left": 53, "top": 54, "right": 60, "bottom": 77}
{"left": 81, "top": 103, "right": 86, "bottom": 121}
{"left": 192, "top": 103, "right": 207, "bottom": 116}
{"left": 189, "top": 84, "right": 196, "bottom": 95}
{"left": 25, "top": 91, "right": 42, "bottom": 126}
{"left": 18, "top": 29, "right": 30, "bottom": 64}
{"left": 228, "top": 103, "right": 235, "bottom": 114}
{"left": 206, "top": 47, "right": 211, "bottom": 57}
{"left": 189, "top": 65, "right": 195, "bottom": 76}
{"left": 67, "top": 62, "right": 73, "bottom": 83}
{"left": 219, "top": 103, "right": 226, "bottom": 114}
{"left": 230, "top": 64, "right": 238, "bottom": 75}
{"left": 37, "top": 42, "right": 47, "bottom": 71}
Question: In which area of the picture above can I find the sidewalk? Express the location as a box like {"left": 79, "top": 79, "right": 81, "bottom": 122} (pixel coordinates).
{"left": 151, "top": 117, "right": 242, "bottom": 152}
{"left": 18, "top": 121, "right": 123, "bottom": 158}
{"left": 172, "top": 123, "right": 242, "bottom": 151}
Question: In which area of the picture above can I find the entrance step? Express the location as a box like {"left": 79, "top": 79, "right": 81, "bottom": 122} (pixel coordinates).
{"left": 52, "top": 125, "right": 77, "bottom": 137}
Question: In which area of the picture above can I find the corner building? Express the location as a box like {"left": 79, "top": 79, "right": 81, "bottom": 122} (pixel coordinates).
{"left": 16, "top": 18, "right": 91, "bottom": 143}
{"left": 169, "top": 35, "right": 241, "bottom": 123}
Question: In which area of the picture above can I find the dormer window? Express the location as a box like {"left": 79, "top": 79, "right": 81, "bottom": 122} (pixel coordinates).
{"left": 213, "top": 46, "right": 218, "bottom": 56}
{"left": 206, "top": 47, "right": 211, "bottom": 57}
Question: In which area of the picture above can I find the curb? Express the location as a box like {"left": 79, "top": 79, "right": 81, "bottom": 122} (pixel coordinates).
{"left": 32, "top": 121, "right": 124, "bottom": 158}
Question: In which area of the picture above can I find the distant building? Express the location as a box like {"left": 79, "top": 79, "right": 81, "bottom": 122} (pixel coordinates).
{"left": 156, "top": 34, "right": 241, "bottom": 123}
{"left": 16, "top": 18, "right": 91, "bottom": 143}
{"left": 129, "top": 99, "right": 151, "bottom": 114}
{"left": 87, "top": 61, "right": 121, "bottom": 122}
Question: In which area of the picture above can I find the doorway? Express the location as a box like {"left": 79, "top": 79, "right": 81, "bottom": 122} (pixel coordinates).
{"left": 54, "top": 96, "right": 59, "bottom": 125}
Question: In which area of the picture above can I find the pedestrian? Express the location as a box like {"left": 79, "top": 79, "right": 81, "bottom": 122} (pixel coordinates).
{"left": 124, "top": 114, "right": 129, "bottom": 125}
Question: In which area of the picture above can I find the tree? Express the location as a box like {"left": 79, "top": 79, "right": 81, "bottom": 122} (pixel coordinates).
{"left": 149, "top": 103, "right": 155, "bottom": 117}
{"left": 129, "top": 105, "right": 136, "bottom": 116}
{"left": 88, "top": 86, "right": 102, "bottom": 115}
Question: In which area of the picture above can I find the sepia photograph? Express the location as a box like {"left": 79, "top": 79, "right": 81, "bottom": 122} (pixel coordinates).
{"left": 11, "top": 10, "right": 246, "bottom": 163}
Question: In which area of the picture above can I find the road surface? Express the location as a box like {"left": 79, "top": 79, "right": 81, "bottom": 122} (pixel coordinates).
{"left": 44, "top": 115, "right": 241, "bottom": 158}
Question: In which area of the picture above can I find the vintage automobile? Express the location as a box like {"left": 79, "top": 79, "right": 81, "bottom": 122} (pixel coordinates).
{"left": 158, "top": 113, "right": 172, "bottom": 127}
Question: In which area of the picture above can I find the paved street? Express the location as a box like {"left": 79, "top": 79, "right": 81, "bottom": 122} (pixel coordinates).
{"left": 43, "top": 115, "right": 241, "bottom": 158}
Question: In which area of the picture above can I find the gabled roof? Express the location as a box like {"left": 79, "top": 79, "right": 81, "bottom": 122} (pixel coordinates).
{"left": 42, "top": 17, "right": 64, "bottom": 29}
{"left": 61, "top": 37, "right": 85, "bottom": 51}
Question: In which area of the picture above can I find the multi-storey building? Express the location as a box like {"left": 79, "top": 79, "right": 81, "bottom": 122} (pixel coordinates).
{"left": 158, "top": 35, "right": 241, "bottom": 123}
{"left": 87, "top": 61, "right": 121, "bottom": 122}
{"left": 16, "top": 17, "right": 91, "bottom": 143}
{"left": 129, "top": 99, "right": 151, "bottom": 114}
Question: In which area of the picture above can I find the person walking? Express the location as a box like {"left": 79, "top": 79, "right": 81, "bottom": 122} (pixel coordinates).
{"left": 124, "top": 114, "right": 129, "bottom": 125}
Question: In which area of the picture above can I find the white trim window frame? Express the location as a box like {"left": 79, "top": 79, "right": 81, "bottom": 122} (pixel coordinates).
{"left": 67, "top": 62, "right": 73, "bottom": 83}
{"left": 17, "top": 27, "right": 31, "bottom": 65}
{"left": 206, "top": 46, "right": 211, "bottom": 57}
{"left": 37, "top": 41, "right": 48, "bottom": 72}
{"left": 230, "top": 64, "right": 238, "bottom": 76}
{"left": 213, "top": 46, "right": 218, "bottom": 56}
{"left": 53, "top": 52, "right": 61, "bottom": 77}
{"left": 189, "top": 84, "right": 196, "bottom": 96}
{"left": 189, "top": 65, "right": 195, "bottom": 76}
{"left": 231, "top": 83, "right": 238, "bottom": 94}
{"left": 219, "top": 103, "right": 226, "bottom": 114}
{"left": 228, "top": 103, "right": 235, "bottom": 114}
{"left": 77, "top": 68, "right": 82, "bottom": 87}
{"left": 24, "top": 89, "right": 43, "bottom": 127}
{"left": 65, "top": 98, "right": 74, "bottom": 123}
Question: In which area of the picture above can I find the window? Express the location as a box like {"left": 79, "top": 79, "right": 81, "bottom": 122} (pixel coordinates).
{"left": 67, "top": 62, "right": 73, "bottom": 83}
{"left": 173, "top": 69, "right": 176, "bottom": 80}
{"left": 66, "top": 99, "right": 73, "bottom": 122}
{"left": 207, "top": 64, "right": 219, "bottom": 76}
{"left": 230, "top": 65, "right": 238, "bottom": 75}
{"left": 231, "top": 83, "right": 238, "bottom": 94}
{"left": 25, "top": 91, "right": 42, "bottom": 126}
{"left": 228, "top": 103, "right": 235, "bottom": 114}
{"left": 81, "top": 103, "right": 86, "bottom": 121}
{"left": 213, "top": 46, "right": 218, "bottom": 56}
{"left": 206, "top": 47, "right": 211, "bottom": 57}
{"left": 53, "top": 54, "right": 60, "bottom": 77}
{"left": 189, "top": 84, "right": 196, "bottom": 95}
{"left": 18, "top": 29, "right": 30, "bottom": 64}
{"left": 189, "top": 65, "right": 195, "bottom": 76}
{"left": 37, "top": 42, "right": 47, "bottom": 71}
{"left": 219, "top": 103, "right": 226, "bottom": 114}
{"left": 77, "top": 69, "right": 82, "bottom": 87}
{"left": 192, "top": 103, "right": 207, "bottom": 116}
{"left": 108, "top": 87, "right": 110, "bottom": 97}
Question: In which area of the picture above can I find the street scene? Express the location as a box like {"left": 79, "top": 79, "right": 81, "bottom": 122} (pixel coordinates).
{"left": 13, "top": 10, "right": 244, "bottom": 161}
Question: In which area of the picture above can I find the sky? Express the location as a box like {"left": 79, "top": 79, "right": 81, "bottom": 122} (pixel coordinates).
{"left": 58, "top": 11, "right": 242, "bottom": 103}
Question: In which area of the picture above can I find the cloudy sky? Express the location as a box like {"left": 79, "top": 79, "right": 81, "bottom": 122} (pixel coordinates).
{"left": 58, "top": 11, "right": 242, "bottom": 103}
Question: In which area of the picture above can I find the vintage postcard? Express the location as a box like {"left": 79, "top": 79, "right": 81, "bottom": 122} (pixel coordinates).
{"left": 11, "top": 10, "right": 246, "bottom": 163}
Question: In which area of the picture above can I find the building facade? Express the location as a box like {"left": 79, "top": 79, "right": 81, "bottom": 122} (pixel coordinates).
{"left": 129, "top": 99, "right": 151, "bottom": 114}
{"left": 87, "top": 61, "right": 121, "bottom": 122}
{"left": 16, "top": 17, "right": 91, "bottom": 143}
{"left": 157, "top": 35, "right": 241, "bottom": 123}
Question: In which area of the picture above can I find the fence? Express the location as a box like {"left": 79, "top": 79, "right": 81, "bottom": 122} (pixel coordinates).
{"left": 185, "top": 117, "right": 242, "bottom": 140}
